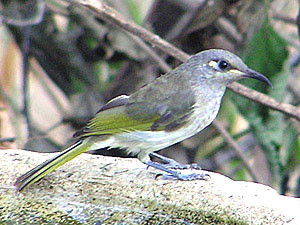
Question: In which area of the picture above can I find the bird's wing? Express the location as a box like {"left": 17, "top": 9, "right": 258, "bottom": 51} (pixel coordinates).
{"left": 125, "top": 72, "right": 197, "bottom": 132}
{"left": 82, "top": 107, "right": 158, "bottom": 136}
{"left": 79, "top": 74, "right": 196, "bottom": 137}
{"left": 78, "top": 95, "right": 153, "bottom": 137}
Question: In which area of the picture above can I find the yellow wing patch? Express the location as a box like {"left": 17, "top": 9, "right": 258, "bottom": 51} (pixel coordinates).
{"left": 81, "top": 106, "right": 159, "bottom": 137}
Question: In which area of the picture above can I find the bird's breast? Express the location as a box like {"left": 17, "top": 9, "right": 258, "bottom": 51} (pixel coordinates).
{"left": 188, "top": 97, "right": 222, "bottom": 134}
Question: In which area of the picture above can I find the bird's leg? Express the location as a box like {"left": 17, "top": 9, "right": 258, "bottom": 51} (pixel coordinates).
{"left": 144, "top": 159, "right": 209, "bottom": 181}
{"left": 150, "top": 153, "right": 201, "bottom": 170}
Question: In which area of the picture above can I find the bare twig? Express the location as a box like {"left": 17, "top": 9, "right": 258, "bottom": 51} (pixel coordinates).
{"left": 78, "top": 0, "right": 300, "bottom": 121}
{"left": 273, "top": 13, "right": 296, "bottom": 25}
{"left": 165, "top": 0, "right": 209, "bottom": 40}
{"left": 215, "top": 18, "right": 243, "bottom": 48}
{"left": 21, "top": 26, "right": 32, "bottom": 137}
{"left": 227, "top": 83, "right": 300, "bottom": 120}
{"left": 80, "top": 0, "right": 189, "bottom": 61}
{"left": 1, "top": 0, "right": 45, "bottom": 26}
{"left": 4, "top": 0, "right": 47, "bottom": 138}
{"left": 0, "top": 137, "right": 16, "bottom": 143}
{"left": 126, "top": 32, "right": 171, "bottom": 73}
{"left": 213, "top": 121, "right": 260, "bottom": 182}
{"left": 296, "top": 6, "right": 300, "bottom": 44}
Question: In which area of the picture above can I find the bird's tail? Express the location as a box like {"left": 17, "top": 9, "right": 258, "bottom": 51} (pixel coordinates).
{"left": 15, "top": 140, "right": 92, "bottom": 191}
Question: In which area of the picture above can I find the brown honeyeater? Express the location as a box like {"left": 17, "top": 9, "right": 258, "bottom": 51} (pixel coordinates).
{"left": 15, "top": 49, "right": 272, "bottom": 191}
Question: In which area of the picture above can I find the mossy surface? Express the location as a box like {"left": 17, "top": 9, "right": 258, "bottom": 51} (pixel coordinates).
{"left": 0, "top": 150, "right": 296, "bottom": 224}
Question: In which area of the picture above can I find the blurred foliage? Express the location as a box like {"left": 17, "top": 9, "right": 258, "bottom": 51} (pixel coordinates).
{"left": 233, "top": 18, "right": 289, "bottom": 183}
{"left": 0, "top": 0, "right": 299, "bottom": 196}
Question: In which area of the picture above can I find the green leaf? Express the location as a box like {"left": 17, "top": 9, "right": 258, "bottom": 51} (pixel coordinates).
{"left": 231, "top": 19, "right": 289, "bottom": 184}
{"left": 126, "top": 0, "right": 142, "bottom": 25}
{"left": 231, "top": 160, "right": 247, "bottom": 181}
{"left": 282, "top": 124, "right": 300, "bottom": 171}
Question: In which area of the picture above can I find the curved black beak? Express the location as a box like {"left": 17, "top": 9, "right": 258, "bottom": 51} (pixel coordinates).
{"left": 243, "top": 69, "right": 272, "bottom": 88}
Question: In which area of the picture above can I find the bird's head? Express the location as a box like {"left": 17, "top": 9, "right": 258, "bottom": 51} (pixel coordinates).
{"left": 190, "top": 49, "right": 272, "bottom": 87}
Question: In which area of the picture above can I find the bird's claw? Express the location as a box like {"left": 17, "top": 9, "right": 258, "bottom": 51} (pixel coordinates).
{"left": 177, "top": 172, "right": 210, "bottom": 181}
{"left": 165, "top": 162, "right": 202, "bottom": 170}
{"left": 157, "top": 171, "right": 210, "bottom": 181}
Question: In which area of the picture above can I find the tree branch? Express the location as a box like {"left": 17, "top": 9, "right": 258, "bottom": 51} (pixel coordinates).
{"left": 213, "top": 121, "right": 260, "bottom": 182}
{"left": 78, "top": 0, "right": 300, "bottom": 121}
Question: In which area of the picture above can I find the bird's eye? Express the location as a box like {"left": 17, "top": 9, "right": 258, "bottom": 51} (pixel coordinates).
{"left": 218, "top": 60, "right": 229, "bottom": 70}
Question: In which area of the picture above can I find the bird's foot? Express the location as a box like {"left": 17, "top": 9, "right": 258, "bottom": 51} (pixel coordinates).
{"left": 149, "top": 152, "right": 202, "bottom": 170}
{"left": 145, "top": 158, "right": 210, "bottom": 181}
{"left": 165, "top": 162, "right": 201, "bottom": 170}
{"left": 167, "top": 172, "right": 210, "bottom": 181}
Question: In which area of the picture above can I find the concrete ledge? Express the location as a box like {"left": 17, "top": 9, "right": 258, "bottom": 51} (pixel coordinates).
{"left": 0, "top": 149, "right": 299, "bottom": 224}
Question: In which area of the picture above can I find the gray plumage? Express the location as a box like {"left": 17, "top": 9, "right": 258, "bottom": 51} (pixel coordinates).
{"left": 15, "top": 49, "right": 272, "bottom": 191}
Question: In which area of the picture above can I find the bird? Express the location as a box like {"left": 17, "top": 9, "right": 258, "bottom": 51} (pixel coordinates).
{"left": 15, "top": 49, "right": 272, "bottom": 191}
